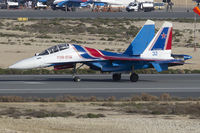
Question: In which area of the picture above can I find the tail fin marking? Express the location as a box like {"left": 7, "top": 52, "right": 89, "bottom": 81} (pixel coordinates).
{"left": 141, "top": 22, "right": 173, "bottom": 60}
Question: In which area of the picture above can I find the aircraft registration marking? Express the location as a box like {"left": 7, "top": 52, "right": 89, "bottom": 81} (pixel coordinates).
{"left": 152, "top": 51, "right": 158, "bottom": 56}
{"left": 57, "top": 55, "right": 72, "bottom": 59}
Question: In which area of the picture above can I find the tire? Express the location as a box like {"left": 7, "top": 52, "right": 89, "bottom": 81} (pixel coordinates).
{"left": 112, "top": 73, "right": 121, "bottom": 81}
{"left": 130, "top": 73, "right": 139, "bottom": 82}
{"left": 73, "top": 76, "right": 81, "bottom": 82}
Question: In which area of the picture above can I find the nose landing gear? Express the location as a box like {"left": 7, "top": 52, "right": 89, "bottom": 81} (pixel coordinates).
{"left": 72, "top": 63, "right": 84, "bottom": 82}
{"left": 73, "top": 76, "right": 81, "bottom": 82}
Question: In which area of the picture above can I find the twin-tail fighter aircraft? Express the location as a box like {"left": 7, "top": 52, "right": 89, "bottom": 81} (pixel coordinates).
{"left": 9, "top": 20, "right": 192, "bottom": 82}
{"left": 51, "top": 0, "right": 89, "bottom": 11}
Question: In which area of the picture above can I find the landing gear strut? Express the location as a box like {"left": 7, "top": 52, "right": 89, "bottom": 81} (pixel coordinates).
{"left": 72, "top": 63, "right": 84, "bottom": 82}
{"left": 112, "top": 73, "right": 121, "bottom": 81}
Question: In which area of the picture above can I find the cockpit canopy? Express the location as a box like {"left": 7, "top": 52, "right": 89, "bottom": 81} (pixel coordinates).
{"left": 38, "top": 44, "right": 69, "bottom": 56}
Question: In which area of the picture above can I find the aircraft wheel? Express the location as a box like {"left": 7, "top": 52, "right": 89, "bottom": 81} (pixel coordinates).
{"left": 130, "top": 73, "right": 139, "bottom": 82}
{"left": 112, "top": 73, "right": 121, "bottom": 81}
{"left": 73, "top": 76, "right": 81, "bottom": 82}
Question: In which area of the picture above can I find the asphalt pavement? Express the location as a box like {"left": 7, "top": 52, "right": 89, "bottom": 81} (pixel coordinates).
{"left": 0, "top": 74, "right": 200, "bottom": 98}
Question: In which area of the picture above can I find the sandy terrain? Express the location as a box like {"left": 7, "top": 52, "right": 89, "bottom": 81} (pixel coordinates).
{"left": 0, "top": 19, "right": 199, "bottom": 70}
{"left": 1, "top": 115, "right": 200, "bottom": 133}
{"left": 0, "top": 102, "right": 199, "bottom": 133}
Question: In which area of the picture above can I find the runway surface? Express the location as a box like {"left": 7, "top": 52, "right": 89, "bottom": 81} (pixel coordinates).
{"left": 0, "top": 9, "right": 198, "bottom": 19}
{"left": 0, "top": 74, "right": 200, "bottom": 98}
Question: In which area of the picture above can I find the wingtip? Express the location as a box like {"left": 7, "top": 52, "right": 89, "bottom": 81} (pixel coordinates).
{"left": 145, "top": 20, "right": 155, "bottom": 25}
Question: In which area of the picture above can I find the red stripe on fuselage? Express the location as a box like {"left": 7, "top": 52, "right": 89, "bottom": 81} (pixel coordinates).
{"left": 84, "top": 47, "right": 103, "bottom": 58}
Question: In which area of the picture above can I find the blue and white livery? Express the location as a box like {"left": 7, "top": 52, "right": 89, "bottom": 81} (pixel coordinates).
{"left": 9, "top": 20, "right": 192, "bottom": 82}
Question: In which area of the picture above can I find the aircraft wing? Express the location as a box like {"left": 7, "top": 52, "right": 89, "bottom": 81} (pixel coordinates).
{"left": 102, "top": 55, "right": 171, "bottom": 62}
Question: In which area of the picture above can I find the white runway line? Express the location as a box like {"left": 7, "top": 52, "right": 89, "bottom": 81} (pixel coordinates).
{"left": 23, "top": 82, "right": 45, "bottom": 84}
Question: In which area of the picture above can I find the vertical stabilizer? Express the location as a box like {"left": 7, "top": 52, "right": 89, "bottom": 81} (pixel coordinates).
{"left": 141, "top": 21, "right": 173, "bottom": 60}
{"left": 123, "top": 20, "right": 155, "bottom": 56}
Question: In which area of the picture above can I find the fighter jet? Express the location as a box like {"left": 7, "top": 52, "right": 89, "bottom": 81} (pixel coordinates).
{"left": 9, "top": 20, "right": 192, "bottom": 82}
{"left": 51, "top": 0, "right": 89, "bottom": 11}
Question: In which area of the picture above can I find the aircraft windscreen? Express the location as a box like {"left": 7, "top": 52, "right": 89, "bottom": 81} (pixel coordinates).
{"left": 58, "top": 44, "right": 69, "bottom": 51}
{"left": 38, "top": 44, "right": 69, "bottom": 56}
{"left": 48, "top": 46, "right": 59, "bottom": 54}
{"left": 39, "top": 50, "right": 49, "bottom": 56}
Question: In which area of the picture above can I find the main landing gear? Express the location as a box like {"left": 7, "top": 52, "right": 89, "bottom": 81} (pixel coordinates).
{"left": 130, "top": 73, "right": 139, "bottom": 82}
{"left": 130, "top": 66, "right": 139, "bottom": 82}
{"left": 112, "top": 73, "right": 121, "bottom": 81}
{"left": 112, "top": 66, "right": 139, "bottom": 82}
{"left": 72, "top": 63, "right": 84, "bottom": 82}
{"left": 112, "top": 73, "right": 139, "bottom": 82}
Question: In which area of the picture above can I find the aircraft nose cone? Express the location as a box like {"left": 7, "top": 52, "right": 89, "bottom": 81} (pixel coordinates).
{"left": 9, "top": 60, "right": 28, "bottom": 69}
{"left": 9, "top": 57, "right": 41, "bottom": 69}
{"left": 9, "top": 64, "right": 17, "bottom": 69}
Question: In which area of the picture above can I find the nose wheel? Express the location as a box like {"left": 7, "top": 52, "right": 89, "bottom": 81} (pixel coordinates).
{"left": 72, "top": 63, "right": 84, "bottom": 82}
{"left": 130, "top": 73, "right": 139, "bottom": 82}
{"left": 112, "top": 73, "right": 121, "bottom": 81}
{"left": 73, "top": 76, "right": 81, "bottom": 82}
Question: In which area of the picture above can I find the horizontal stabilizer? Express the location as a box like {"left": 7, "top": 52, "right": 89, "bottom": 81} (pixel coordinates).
{"left": 151, "top": 63, "right": 168, "bottom": 72}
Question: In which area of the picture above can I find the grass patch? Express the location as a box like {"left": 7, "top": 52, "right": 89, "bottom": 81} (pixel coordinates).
{"left": 24, "top": 42, "right": 31, "bottom": 45}
{"left": 0, "top": 93, "right": 199, "bottom": 103}
{"left": 173, "top": 30, "right": 183, "bottom": 37}
{"left": 29, "top": 39, "right": 35, "bottom": 42}
{"left": 36, "top": 34, "right": 52, "bottom": 39}
{"left": 0, "top": 21, "right": 4, "bottom": 27}
{"left": 1, "top": 68, "right": 200, "bottom": 75}
{"left": 77, "top": 113, "right": 105, "bottom": 118}
{"left": 0, "top": 94, "right": 200, "bottom": 118}
{"left": 107, "top": 38, "right": 115, "bottom": 41}
{"left": 0, "top": 32, "right": 29, "bottom": 38}
{"left": 17, "top": 19, "right": 139, "bottom": 41}
{"left": 70, "top": 39, "right": 83, "bottom": 43}
{"left": 186, "top": 38, "right": 193, "bottom": 44}
{"left": 104, "top": 48, "right": 114, "bottom": 51}
{"left": 0, "top": 107, "right": 74, "bottom": 118}
{"left": 25, "top": 110, "right": 74, "bottom": 118}
{"left": 100, "top": 37, "right": 106, "bottom": 40}
{"left": 51, "top": 40, "right": 65, "bottom": 43}
{"left": 99, "top": 101, "right": 200, "bottom": 118}
{"left": 125, "top": 102, "right": 200, "bottom": 117}
{"left": 0, "top": 68, "right": 97, "bottom": 75}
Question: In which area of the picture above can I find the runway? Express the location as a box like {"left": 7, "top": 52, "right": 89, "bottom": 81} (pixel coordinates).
{"left": 0, "top": 74, "right": 200, "bottom": 98}
{"left": 0, "top": 9, "right": 198, "bottom": 19}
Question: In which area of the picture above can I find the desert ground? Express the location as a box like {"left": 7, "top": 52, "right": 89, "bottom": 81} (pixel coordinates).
{"left": 0, "top": 102, "right": 199, "bottom": 133}
{"left": 0, "top": 19, "right": 199, "bottom": 70}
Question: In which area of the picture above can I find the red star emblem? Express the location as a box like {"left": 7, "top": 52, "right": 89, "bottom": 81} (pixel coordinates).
{"left": 161, "top": 33, "right": 167, "bottom": 39}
